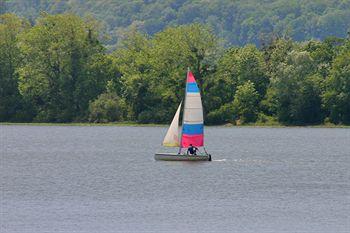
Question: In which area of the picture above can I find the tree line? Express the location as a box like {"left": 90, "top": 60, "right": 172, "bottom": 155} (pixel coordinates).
{"left": 0, "top": 13, "right": 349, "bottom": 125}
{"left": 3, "top": 0, "right": 350, "bottom": 48}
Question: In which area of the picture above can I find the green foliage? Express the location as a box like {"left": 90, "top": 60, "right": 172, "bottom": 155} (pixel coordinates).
{"left": 205, "top": 45, "right": 267, "bottom": 123}
{"left": 271, "top": 50, "right": 324, "bottom": 124}
{"left": 113, "top": 24, "right": 219, "bottom": 123}
{"left": 0, "top": 13, "right": 32, "bottom": 121}
{"left": 256, "top": 113, "right": 279, "bottom": 125}
{"left": 215, "top": 45, "right": 267, "bottom": 97}
{"left": 323, "top": 48, "right": 350, "bottom": 124}
{"left": 17, "top": 13, "right": 112, "bottom": 122}
{"left": 304, "top": 37, "right": 345, "bottom": 77}
{"left": 0, "top": 12, "right": 349, "bottom": 125}
{"left": 232, "top": 81, "right": 260, "bottom": 123}
{"left": 206, "top": 103, "right": 235, "bottom": 125}
{"left": 150, "top": 24, "right": 219, "bottom": 121}
{"left": 4, "top": 0, "right": 350, "bottom": 47}
{"left": 88, "top": 92, "right": 126, "bottom": 123}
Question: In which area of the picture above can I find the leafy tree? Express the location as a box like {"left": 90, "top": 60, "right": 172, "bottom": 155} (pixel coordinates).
{"left": 261, "top": 37, "right": 295, "bottom": 117}
{"left": 149, "top": 24, "right": 219, "bottom": 122}
{"left": 323, "top": 48, "right": 350, "bottom": 124}
{"left": 206, "top": 101, "right": 236, "bottom": 125}
{"left": 304, "top": 37, "right": 345, "bottom": 78}
{"left": 218, "top": 45, "right": 268, "bottom": 97}
{"left": 0, "top": 13, "right": 31, "bottom": 121}
{"left": 113, "top": 30, "right": 153, "bottom": 121}
{"left": 113, "top": 24, "right": 219, "bottom": 123}
{"left": 206, "top": 45, "right": 267, "bottom": 123}
{"left": 294, "top": 74, "right": 323, "bottom": 124}
{"left": 263, "top": 37, "right": 295, "bottom": 76}
{"left": 232, "top": 81, "right": 259, "bottom": 123}
{"left": 88, "top": 92, "right": 126, "bottom": 123}
{"left": 271, "top": 50, "right": 323, "bottom": 124}
{"left": 260, "top": 87, "right": 279, "bottom": 117}
{"left": 17, "top": 13, "right": 110, "bottom": 122}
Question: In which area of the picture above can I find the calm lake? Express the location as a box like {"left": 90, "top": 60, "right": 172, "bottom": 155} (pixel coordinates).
{"left": 1, "top": 125, "right": 349, "bottom": 233}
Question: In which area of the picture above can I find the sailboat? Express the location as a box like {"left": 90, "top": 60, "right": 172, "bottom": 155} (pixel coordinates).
{"left": 155, "top": 69, "right": 212, "bottom": 161}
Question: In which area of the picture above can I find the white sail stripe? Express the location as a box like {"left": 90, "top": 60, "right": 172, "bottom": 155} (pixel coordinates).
{"left": 184, "top": 87, "right": 203, "bottom": 124}
{"left": 183, "top": 117, "right": 203, "bottom": 122}
{"left": 184, "top": 99, "right": 202, "bottom": 109}
{"left": 184, "top": 105, "right": 202, "bottom": 109}
{"left": 185, "top": 95, "right": 201, "bottom": 97}
{"left": 183, "top": 108, "right": 203, "bottom": 122}
{"left": 184, "top": 122, "right": 203, "bottom": 125}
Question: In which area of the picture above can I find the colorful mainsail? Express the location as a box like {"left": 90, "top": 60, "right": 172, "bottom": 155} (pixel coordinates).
{"left": 180, "top": 71, "right": 204, "bottom": 148}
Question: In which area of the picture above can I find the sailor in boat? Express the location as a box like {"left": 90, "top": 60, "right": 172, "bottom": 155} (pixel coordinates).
{"left": 187, "top": 144, "right": 198, "bottom": 156}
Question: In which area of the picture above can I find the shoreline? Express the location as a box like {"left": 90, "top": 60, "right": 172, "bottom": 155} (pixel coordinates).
{"left": 0, "top": 122, "right": 349, "bottom": 128}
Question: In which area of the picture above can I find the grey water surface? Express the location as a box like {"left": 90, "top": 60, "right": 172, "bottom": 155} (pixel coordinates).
{"left": 1, "top": 125, "right": 349, "bottom": 233}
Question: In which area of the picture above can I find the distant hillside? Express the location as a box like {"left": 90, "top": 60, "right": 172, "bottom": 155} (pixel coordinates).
{"left": 2, "top": 0, "right": 350, "bottom": 47}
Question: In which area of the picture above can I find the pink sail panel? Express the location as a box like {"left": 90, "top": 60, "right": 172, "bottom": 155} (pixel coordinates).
{"left": 181, "top": 134, "right": 204, "bottom": 148}
{"left": 187, "top": 71, "right": 196, "bottom": 83}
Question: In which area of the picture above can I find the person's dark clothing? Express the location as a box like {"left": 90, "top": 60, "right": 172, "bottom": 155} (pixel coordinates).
{"left": 187, "top": 146, "right": 198, "bottom": 155}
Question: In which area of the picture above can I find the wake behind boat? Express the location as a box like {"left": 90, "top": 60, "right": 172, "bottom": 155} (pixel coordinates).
{"left": 155, "top": 69, "right": 211, "bottom": 161}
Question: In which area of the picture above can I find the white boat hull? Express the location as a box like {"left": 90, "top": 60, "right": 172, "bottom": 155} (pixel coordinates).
{"left": 155, "top": 153, "right": 211, "bottom": 161}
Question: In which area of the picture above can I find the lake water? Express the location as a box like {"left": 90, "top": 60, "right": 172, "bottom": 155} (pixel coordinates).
{"left": 1, "top": 125, "right": 349, "bottom": 233}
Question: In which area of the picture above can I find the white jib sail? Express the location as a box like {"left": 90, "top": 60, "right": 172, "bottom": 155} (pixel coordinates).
{"left": 162, "top": 102, "right": 182, "bottom": 147}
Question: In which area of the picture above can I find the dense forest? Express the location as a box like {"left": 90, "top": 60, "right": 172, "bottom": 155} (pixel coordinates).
{"left": 2, "top": 0, "right": 350, "bottom": 49}
{"left": 0, "top": 12, "right": 349, "bottom": 125}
